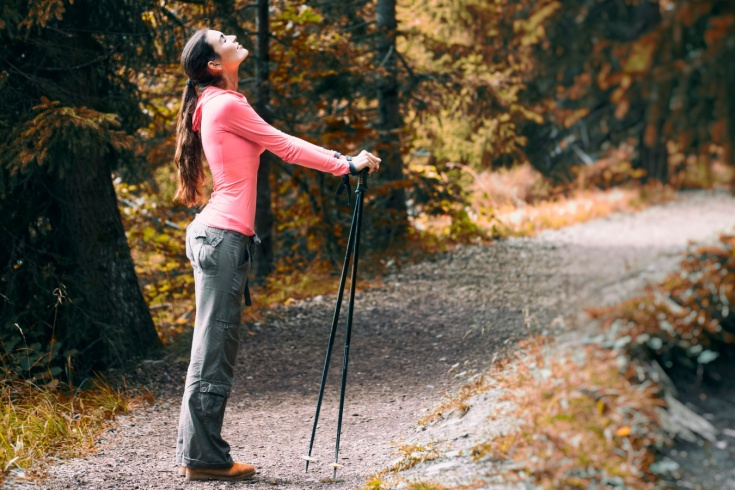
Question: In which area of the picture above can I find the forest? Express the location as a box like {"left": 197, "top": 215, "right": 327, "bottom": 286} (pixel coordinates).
{"left": 1, "top": 0, "right": 734, "bottom": 488}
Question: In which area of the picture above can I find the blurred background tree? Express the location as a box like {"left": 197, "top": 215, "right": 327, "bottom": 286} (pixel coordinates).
{"left": 520, "top": 0, "right": 735, "bottom": 185}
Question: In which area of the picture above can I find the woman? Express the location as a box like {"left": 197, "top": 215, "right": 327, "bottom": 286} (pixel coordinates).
{"left": 172, "top": 28, "right": 380, "bottom": 481}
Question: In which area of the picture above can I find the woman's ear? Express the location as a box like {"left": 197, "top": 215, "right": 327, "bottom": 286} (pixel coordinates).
{"left": 207, "top": 60, "right": 223, "bottom": 77}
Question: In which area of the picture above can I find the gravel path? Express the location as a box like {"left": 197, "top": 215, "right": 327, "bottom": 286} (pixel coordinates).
{"left": 7, "top": 190, "right": 735, "bottom": 490}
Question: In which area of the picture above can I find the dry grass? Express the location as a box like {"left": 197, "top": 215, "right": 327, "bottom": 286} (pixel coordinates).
{"left": 473, "top": 162, "right": 675, "bottom": 238}
{"left": 406, "top": 482, "right": 453, "bottom": 490}
{"left": 471, "top": 336, "right": 665, "bottom": 488}
{"left": 358, "top": 440, "right": 448, "bottom": 488}
{"left": 0, "top": 377, "right": 149, "bottom": 484}
{"left": 362, "top": 470, "right": 393, "bottom": 489}
{"left": 467, "top": 162, "right": 554, "bottom": 209}
{"left": 390, "top": 443, "right": 440, "bottom": 472}
{"left": 491, "top": 184, "right": 672, "bottom": 237}
{"left": 418, "top": 373, "right": 488, "bottom": 425}
{"left": 361, "top": 471, "right": 470, "bottom": 490}
{"left": 412, "top": 162, "right": 675, "bottom": 242}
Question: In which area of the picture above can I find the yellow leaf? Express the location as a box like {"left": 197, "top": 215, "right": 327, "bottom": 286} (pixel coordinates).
{"left": 616, "top": 426, "right": 631, "bottom": 437}
{"left": 143, "top": 227, "right": 156, "bottom": 242}
{"left": 624, "top": 34, "right": 657, "bottom": 74}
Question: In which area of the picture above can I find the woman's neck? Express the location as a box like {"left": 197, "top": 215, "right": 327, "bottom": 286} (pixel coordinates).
{"left": 219, "top": 71, "right": 239, "bottom": 91}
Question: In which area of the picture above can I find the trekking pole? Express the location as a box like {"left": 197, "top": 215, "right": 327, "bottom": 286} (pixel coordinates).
{"left": 331, "top": 168, "right": 368, "bottom": 478}
{"left": 304, "top": 169, "right": 369, "bottom": 477}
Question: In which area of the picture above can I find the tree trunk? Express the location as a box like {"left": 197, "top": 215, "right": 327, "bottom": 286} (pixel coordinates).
{"left": 725, "top": 41, "right": 735, "bottom": 194}
{"left": 636, "top": 82, "right": 672, "bottom": 184}
{"left": 254, "top": 0, "right": 275, "bottom": 280}
{"left": 638, "top": 133, "right": 669, "bottom": 184}
{"left": 375, "top": 0, "right": 409, "bottom": 246}
{"left": 51, "top": 156, "right": 160, "bottom": 374}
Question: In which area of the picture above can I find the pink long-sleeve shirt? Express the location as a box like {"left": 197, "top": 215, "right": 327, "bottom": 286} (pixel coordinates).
{"left": 191, "top": 86, "right": 349, "bottom": 236}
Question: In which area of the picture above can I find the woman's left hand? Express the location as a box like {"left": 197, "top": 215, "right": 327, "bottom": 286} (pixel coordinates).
{"left": 348, "top": 150, "right": 381, "bottom": 174}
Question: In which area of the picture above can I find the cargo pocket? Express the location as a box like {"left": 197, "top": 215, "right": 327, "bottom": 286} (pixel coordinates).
{"left": 196, "top": 381, "right": 231, "bottom": 422}
{"left": 188, "top": 226, "right": 224, "bottom": 275}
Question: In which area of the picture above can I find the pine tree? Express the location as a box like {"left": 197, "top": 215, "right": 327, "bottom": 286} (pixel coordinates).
{"left": 0, "top": 0, "right": 170, "bottom": 377}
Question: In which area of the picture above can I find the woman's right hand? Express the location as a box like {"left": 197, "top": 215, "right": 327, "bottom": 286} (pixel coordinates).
{"left": 348, "top": 150, "right": 381, "bottom": 174}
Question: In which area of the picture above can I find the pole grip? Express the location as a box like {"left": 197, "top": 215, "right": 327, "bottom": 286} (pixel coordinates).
{"left": 357, "top": 169, "right": 369, "bottom": 191}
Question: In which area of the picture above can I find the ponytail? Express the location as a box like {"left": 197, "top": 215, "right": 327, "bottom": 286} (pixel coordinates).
{"left": 173, "top": 29, "right": 221, "bottom": 207}
{"left": 173, "top": 83, "right": 204, "bottom": 206}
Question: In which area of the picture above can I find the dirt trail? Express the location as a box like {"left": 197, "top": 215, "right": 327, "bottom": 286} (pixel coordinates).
{"left": 7, "top": 190, "right": 735, "bottom": 490}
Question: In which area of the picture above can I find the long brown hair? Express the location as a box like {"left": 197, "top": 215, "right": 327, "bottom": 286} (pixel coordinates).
{"left": 173, "top": 29, "right": 221, "bottom": 206}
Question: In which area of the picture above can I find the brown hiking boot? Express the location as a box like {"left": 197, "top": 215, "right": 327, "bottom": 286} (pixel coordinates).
{"left": 177, "top": 465, "right": 186, "bottom": 477}
{"left": 185, "top": 462, "right": 256, "bottom": 481}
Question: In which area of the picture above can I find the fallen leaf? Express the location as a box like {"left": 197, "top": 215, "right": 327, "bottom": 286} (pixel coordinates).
{"left": 616, "top": 426, "right": 631, "bottom": 437}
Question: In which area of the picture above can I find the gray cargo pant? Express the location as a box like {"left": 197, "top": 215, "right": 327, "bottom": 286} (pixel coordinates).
{"left": 176, "top": 220, "right": 255, "bottom": 468}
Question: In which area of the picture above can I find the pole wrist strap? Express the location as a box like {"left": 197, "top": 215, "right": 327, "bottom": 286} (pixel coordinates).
{"left": 336, "top": 174, "right": 351, "bottom": 206}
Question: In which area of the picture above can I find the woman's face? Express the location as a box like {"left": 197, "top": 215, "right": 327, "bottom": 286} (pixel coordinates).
{"left": 205, "top": 29, "right": 248, "bottom": 70}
